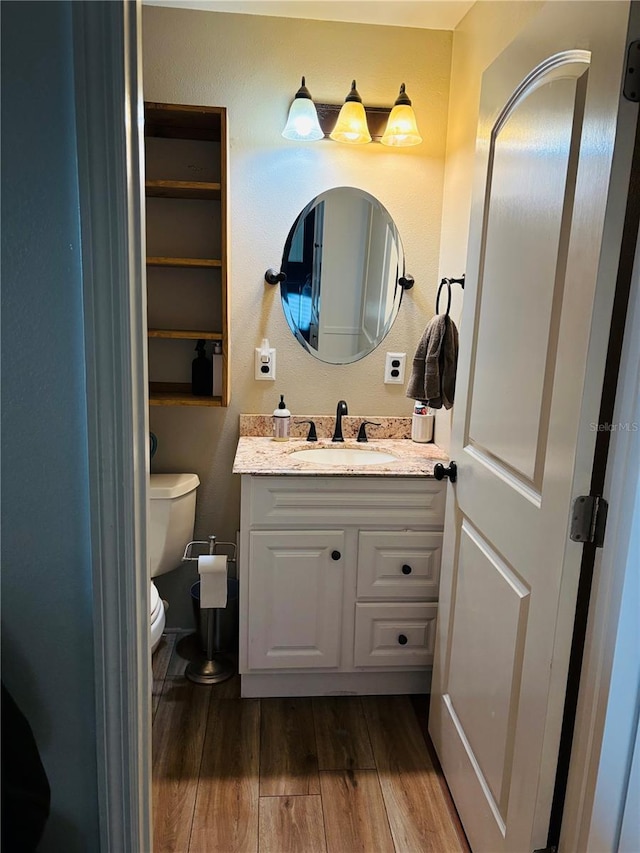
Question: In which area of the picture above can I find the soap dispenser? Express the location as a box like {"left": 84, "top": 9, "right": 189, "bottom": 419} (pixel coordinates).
{"left": 273, "top": 394, "right": 291, "bottom": 441}
{"left": 192, "top": 340, "right": 213, "bottom": 396}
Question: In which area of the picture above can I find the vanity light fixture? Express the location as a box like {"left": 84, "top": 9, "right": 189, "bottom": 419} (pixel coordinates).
{"left": 381, "top": 83, "right": 423, "bottom": 147}
{"left": 329, "top": 80, "right": 372, "bottom": 144}
{"left": 281, "top": 78, "right": 423, "bottom": 146}
{"left": 281, "top": 77, "right": 324, "bottom": 142}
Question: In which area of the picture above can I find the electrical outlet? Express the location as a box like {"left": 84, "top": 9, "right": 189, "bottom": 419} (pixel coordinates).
{"left": 384, "top": 352, "right": 406, "bottom": 384}
{"left": 255, "top": 346, "right": 276, "bottom": 380}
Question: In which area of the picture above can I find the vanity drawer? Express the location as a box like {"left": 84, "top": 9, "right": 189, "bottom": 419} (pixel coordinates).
{"left": 354, "top": 602, "right": 437, "bottom": 668}
{"left": 247, "top": 476, "right": 445, "bottom": 529}
{"left": 357, "top": 531, "right": 442, "bottom": 600}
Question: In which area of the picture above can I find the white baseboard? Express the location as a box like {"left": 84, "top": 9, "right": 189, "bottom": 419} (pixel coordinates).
{"left": 241, "top": 669, "right": 432, "bottom": 698}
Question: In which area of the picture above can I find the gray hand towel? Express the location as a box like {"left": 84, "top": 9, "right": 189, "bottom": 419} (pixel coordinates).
{"left": 405, "top": 314, "right": 459, "bottom": 409}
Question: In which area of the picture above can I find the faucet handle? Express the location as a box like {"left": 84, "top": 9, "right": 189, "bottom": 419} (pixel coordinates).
{"left": 295, "top": 419, "right": 317, "bottom": 442}
{"left": 357, "top": 421, "right": 381, "bottom": 443}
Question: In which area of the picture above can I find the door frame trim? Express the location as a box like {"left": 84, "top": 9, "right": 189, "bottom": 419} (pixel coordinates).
{"left": 73, "top": 1, "right": 151, "bottom": 850}
{"left": 560, "top": 116, "right": 640, "bottom": 851}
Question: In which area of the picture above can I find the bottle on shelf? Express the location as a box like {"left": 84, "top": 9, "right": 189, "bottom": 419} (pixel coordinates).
{"left": 212, "top": 340, "right": 223, "bottom": 397}
{"left": 192, "top": 340, "right": 213, "bottom": 396}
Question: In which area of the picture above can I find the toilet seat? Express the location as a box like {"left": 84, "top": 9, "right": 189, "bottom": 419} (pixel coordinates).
{"left": 150, "top": 581, "right": 163, "bottom": 620}
{"left": 150, "top": 581, "right": 166, "bottom": 653}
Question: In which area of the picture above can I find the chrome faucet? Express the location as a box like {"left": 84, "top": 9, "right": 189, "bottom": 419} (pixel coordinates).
{"left": 332, "top": 400, "right": 348, "bottom": 442}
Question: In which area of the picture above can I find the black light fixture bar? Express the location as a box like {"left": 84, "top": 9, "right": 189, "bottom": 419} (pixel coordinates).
{"left": 315, "top": 103, "right": 392, "bottom": 141}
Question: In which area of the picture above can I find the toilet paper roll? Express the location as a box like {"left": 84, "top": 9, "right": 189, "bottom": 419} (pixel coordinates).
{"left": 198, "top": 554, "right": 228, "bottom": 609}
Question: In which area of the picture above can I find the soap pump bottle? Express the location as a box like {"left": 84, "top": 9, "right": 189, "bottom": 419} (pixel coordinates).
{"left": 273, "top": 394, "right": 291, "bottom": 441}
{"left": 192, "top": 339, "right": 213, "bottom": 396}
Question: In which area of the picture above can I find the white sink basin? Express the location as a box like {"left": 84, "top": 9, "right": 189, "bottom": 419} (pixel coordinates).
{"left": 290, "top": 447, "right": 398, "bottom": 466}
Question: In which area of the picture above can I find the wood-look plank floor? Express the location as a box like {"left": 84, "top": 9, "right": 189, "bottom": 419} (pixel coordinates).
{"left": 260, "top": 698, "right": 320, "bottom": 796}
{"left": 153, "top": 633, "right": 470, "bottom": 853}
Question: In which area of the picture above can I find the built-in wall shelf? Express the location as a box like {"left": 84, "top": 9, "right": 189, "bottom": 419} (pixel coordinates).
{"left": 145, "top": 179, "right": 221, "bottom": 200}
{"left": 148, "top": 329, "right": 223, "bottom": 340}
{"left": 149, "top": 382, "right": 223, "bottom": 407}
{"left": 144, "top": 100, "right": 229, "bottom": 406}
{"left": 146, "top": 256, "right": 222, "bottom": 269}
{"left": 144, "top": 102, "right": 222, "bottom": 141}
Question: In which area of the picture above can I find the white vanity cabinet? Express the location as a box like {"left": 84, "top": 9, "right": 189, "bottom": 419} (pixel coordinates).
{"left": 238, "top": 475, "right": 445, "bottom": 697}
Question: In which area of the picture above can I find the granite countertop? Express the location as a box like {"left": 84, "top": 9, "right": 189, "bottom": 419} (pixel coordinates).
{"left": 232, "top": 436, "right": 448, "bottom": 477}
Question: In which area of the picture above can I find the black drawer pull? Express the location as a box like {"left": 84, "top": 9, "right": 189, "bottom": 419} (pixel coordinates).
{"left": 401, "top": 564, "right": 412, "bottom": 575}
{"left": 331, "top": 550, "right": 341, "bottom": 561}
{"left": 398, "top": 634, "right": 408, "bottom": 646}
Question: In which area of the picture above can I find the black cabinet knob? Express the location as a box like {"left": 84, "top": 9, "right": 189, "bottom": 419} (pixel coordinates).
{"left": 331, "top": 550, "right": 341, "bottom": 561}
{"left": 401, "top": 564, "right": 412, "bottom": 575}
{"left": 398, "top": 634, "right": 408, "bottom": 646}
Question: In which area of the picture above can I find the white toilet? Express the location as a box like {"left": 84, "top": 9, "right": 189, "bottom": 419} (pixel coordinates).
{"left": 149, "top": 472, "right": 200, "bottom": 652}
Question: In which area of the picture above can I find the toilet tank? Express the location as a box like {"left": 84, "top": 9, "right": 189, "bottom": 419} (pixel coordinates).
{"left": 149, "top": 473, "right": 200, "bottom": 578}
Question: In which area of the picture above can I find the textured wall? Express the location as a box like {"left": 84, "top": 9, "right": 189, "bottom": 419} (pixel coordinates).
{"left": 0, "top": 2, "right": 99, "bottom": 849}
{"left": 143, "top": 6, "right": 452, "bottom": 626}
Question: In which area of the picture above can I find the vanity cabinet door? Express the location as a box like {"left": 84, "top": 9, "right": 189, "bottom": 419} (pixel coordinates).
{"left": 247, "top": 530, "right": 345, "bottom": 670}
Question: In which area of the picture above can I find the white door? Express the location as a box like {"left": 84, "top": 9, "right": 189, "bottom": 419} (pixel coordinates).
{"left": 429, "top": 3, "right": 637, "bottom": 851}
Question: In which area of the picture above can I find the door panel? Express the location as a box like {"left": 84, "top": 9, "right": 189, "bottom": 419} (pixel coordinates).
{"left": 447, "top": 520, "right": 530, "bottom": 819}
{"left": 429, "top": 3, "right": 634, "bottom": 851}
{"left": 469, "top": 64, "right": 587, "bottom": 487}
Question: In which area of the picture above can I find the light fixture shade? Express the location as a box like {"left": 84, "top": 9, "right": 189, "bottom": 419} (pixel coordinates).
{"left": 329, "top": 80, "right": 372, "bottom": 145}
{"left": 381, "top": 84, "right": 423, "bottom": 147}
{"left": 282, "top": 77, "right": 324, "bottom": 142}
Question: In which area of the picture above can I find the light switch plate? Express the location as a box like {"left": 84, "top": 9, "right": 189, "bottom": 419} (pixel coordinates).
{"left": 384, "top": 352, "right": 406, "bottom": 384}
{"left": 255, "top": 346, "right": 276, "bottom": 380}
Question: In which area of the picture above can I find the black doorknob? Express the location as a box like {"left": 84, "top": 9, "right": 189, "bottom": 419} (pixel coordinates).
{"left": 331, "top": 550, "right": 341, "bottom": 561}
{"left": 434, "top": 461, "right": 458, "bottom": 483}
{"left": 401, "top": 564, "right": 412, "bottom": 575}
{"left": 398, "top": 634, "right": 408, "bottom": 645}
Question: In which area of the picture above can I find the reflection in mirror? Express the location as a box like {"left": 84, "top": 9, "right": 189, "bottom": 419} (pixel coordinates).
{"left": 280, "top": 188, "right": 405, "bottom": 364}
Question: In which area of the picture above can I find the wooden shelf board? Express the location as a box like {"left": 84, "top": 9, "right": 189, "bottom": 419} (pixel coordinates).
{"left": 146, "top": 256, "right": 222, "bottom": 269}
{"left": 148, "top": 329, "right": 222, "bottom": 340}
{"left": 144, "top": 102, "right": 222, "bottom": 141}
{"left": 145, "top": 180, "right": 221, "bottom": 200}
{"left": 149, "top": 382, "right": 223, "bottom": 407}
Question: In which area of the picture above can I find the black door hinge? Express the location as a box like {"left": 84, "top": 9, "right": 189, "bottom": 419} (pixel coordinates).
{"left": 624, "top": 40, "right": 640, "bottom": 102}
{"left": 570, "top": 495, "right": 608, "bottom": 547}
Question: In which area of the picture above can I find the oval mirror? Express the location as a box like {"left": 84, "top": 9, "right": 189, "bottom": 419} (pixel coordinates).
{"left": 279, "top": 187, "right": 406, "bottom": 364}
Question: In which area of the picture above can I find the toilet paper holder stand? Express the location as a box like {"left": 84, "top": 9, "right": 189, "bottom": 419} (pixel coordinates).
{"left": 181, "top": 534, "right": 237, "bottom": 686}
{"left": 183, "top": 534, "right": 237, "bottom": 564}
